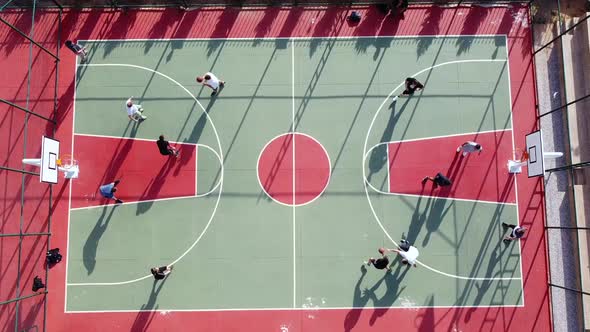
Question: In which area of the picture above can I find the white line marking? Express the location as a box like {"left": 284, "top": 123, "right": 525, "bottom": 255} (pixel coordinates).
{"left": 291, "top": 40, "right": 297, "bottom": 309}
{"left": 371, "top": 128, "right": 513, "bottom": 147}
{"left": 505, "top": 37, "right": 526, "bottom": 305}
{"left": 195, "top": 146, "right": 201, "bottom": 196}
{"left": 256, "top": 132, "right": 332, "bottom": 208}
{"left": 74, "top": 132, "right": 198, "bottom": 146}
{"left": 67, "top": 63, "right": 224, "bottom": 288}
{"left": 365, "top": 182, "right": 517, "bottom": 206}
{"left": 363, "top": 58, "right": 520, "bottom": 281}
{"left": 65, "top": 302, "right": 524, "bottom": 314}
{"left": 64, "top": 57, "right": 78, "bottom": 312}
{"left": 68, "top": 144, "right": 222, "bottom": 212}
{"left": 81, "top": 34, "right": 507, "bottom": 42}
{"left": 364, "top": 128, "right": 517, "bottom": 206}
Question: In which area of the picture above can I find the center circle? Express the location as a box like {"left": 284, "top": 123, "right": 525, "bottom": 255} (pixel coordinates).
{"left": 257, "top": 132, "right": 331, "bottom": 206}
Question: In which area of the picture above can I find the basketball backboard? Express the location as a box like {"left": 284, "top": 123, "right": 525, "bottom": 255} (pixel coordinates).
{"left": 526, "top": 130, "right": 543, "bottom": 177}
{"left": 41, "top": 136, "right": 60, "bottom": 184}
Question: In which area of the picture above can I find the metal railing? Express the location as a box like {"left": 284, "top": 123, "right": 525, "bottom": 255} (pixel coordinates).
{"left": 0, "top": 0, "right": 61, "bottom": 331}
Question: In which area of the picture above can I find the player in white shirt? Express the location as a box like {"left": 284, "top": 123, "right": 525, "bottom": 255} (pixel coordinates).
{"left": 125, "top": 96, "right": 146, "bottom": 122}
{"left": 394, "top": 243, "right": 419, "bottom": 268}
{"left": 456, "top": 141, "right": 482, "bottom": 157}
{"left": 196, "top": 72, "right": 226, "bottom": 96}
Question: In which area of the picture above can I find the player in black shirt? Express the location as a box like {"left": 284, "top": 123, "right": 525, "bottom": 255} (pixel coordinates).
{"left": 156, "top": 135, "right": 179, "bottom": 158}
{"left": 151, "top": 265, "right": 173, "bottom": 280}
{"left": 399, "top": 77, "right": 424, "bottom": 96}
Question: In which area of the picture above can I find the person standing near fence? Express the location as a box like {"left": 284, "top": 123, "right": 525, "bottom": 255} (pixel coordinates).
{"left": 65, "top": 40, "right": 88, "bottom": 63}
{"left": 502, "top": 222, "right": 527, "bottom": 242}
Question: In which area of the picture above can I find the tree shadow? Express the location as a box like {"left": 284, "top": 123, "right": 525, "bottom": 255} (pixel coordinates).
{"left": 207, "top": 7, "right": 239, "bottom": 56}
{"left": 83, "top": 205, "right": 118, "bottom": 274}
{"left": 103, "top": 11, "right": 138, "bottom": 57}
{"left": 456, "top": 8, "right": 489, "bottom": 56}
{"left": 144, "top": 9, "right": 178, "bottom": 54}
{"left": 130, "top": 278, "right": 167, "bottom": 331}
{"left": 416, "top": 7, "right": 443, "bottom": 58}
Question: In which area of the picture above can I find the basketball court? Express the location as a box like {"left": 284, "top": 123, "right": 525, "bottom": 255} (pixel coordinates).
{"left": 1, "top": 4, "right": 551, "bottom": 332}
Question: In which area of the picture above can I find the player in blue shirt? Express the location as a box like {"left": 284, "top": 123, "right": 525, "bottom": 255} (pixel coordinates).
{"left": 99, "top": 179, "right": 123, "bottom": 204}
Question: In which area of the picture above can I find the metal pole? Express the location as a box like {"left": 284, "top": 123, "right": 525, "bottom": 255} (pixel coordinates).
{"left": 0, "top": 0, "right": 16, "bottom": 11}
{"left": 546, "top": 160, "right": 590, "bottom": 173}
{"left": 549, "top": 283, "right": 590, "bottom": 296}
{"left": 0, "top": 165, "right": 40, "bottom": 176}
{"left": 0, "top": 232, "right": 51, "bottom": 237}
{"left": 538, "top": 93, "right": 590, "bottom": 118}
{"left": 0, "top": 98, "right": 57, "bottom": 124}
{"left": 0, "top": 291, "right": 48, "bottom": 306}
{"left": 546, "top": 225, "right": 590, "bottom": 230}
{"left": 533, "top": 14, "right": 590, "bottom": 55}
{"left": 0, "top": 16, "right": 59, "bottom": 61}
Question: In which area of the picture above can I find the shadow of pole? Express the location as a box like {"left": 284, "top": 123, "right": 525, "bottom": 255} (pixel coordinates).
{"left": 82, "top": 205, "right": 118, "bottom": 275}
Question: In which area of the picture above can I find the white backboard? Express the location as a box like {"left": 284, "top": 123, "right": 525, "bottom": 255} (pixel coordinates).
{"left": 526, "top": 130, "right": 544, "bottom": 177}
{"left": 41, "top": 136, "right": 60, "bottom": 184}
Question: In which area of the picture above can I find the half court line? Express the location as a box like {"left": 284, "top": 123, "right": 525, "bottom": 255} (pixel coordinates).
{"left": 363, "top": 58, "right": 522, "bottom": 282}
{"left": 291, "top": 38, "right": 297, "bottom": 309}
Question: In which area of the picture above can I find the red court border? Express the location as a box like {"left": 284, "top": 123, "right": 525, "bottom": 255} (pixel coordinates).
{"left": 38, "top": 5, "right": 550, "bottom": 332}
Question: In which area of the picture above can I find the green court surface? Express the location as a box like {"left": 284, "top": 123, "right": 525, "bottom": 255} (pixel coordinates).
{"left": 66, "top": 36, "right": 522, "bottom": 312}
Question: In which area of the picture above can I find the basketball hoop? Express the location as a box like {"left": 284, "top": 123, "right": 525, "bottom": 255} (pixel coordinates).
{"left": 57, "top": 154, "right": 78, "bottom": 169}
{"left": 513, "top": 148, "right": 529, "bottom": 163}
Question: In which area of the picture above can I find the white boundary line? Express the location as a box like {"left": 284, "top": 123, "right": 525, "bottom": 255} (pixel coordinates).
{"left": 63, "top": 35, "right": 523, "bottom": 312}
{"left": 195, "top": 141, "right": 201, "bottom": 196}
{"left": 362, "top": 58, "right": 521, "bottom": 281}
{"left": 505, "top": 39, "right": 526, "bottom": 306}
{"left": 66, "top": 63, "right": 224, "bottom": 289}
{"left": 66, "top": 302, "right": 523, "bottom": 314}
{"left": 291, "top": 40, "right": 297, "bottom": 309}
{"left": 63, "top": 56, "right": 78, "bottom": 312}
{"left": 81, "top": 34, "right": 507, "bottom": 42}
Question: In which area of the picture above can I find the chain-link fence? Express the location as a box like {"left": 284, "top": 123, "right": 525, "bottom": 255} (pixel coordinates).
{"left": 530, "top": 0, "right": 590, "bottom": 329}
{"left": 3, "top": 0, "right": 528, "bottom": 8}
{"left": 0, "top": 1, "right": 61, "bottom": 331}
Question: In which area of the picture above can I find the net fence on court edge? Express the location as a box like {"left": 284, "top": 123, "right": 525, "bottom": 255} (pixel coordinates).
{"left": 0, "top": 4, "right": 61, "bottom": 332}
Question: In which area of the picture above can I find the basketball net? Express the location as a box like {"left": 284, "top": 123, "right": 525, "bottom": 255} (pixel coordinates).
{"left": 513, "top": 148, "right": 529, "bottom": 163}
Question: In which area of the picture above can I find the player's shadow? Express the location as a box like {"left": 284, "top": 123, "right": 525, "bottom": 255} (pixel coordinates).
{"left": 136, "top": 157, "right": 176, "bottom": 215}
{"left": 366, "top": 262, "right": 409, "bottom": 326}
{"left": 366, "top": 98, "right": 410, "bottom": 184}
{"left": 344, "top": 265, "right": 371, "bottom": 332}
{"left": 464, "top": 243, "right": 511, "bottom": 321}
{"left": 187, "top": 98, "right": 216, "bottom": 144}
{"left": 83, "top": 205, "right": 118, "bottom": 275}
{"left": 130, "top": 278, "right": 168, "bottom": 331}
{"left": 422, "top": 198, "right": 452, "bottom": 246}
{"left": 344, "top": 263, "right": 408, "bottom": 331}
{"left": 405, "top": 185, "right": 434, "bottom": 245}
